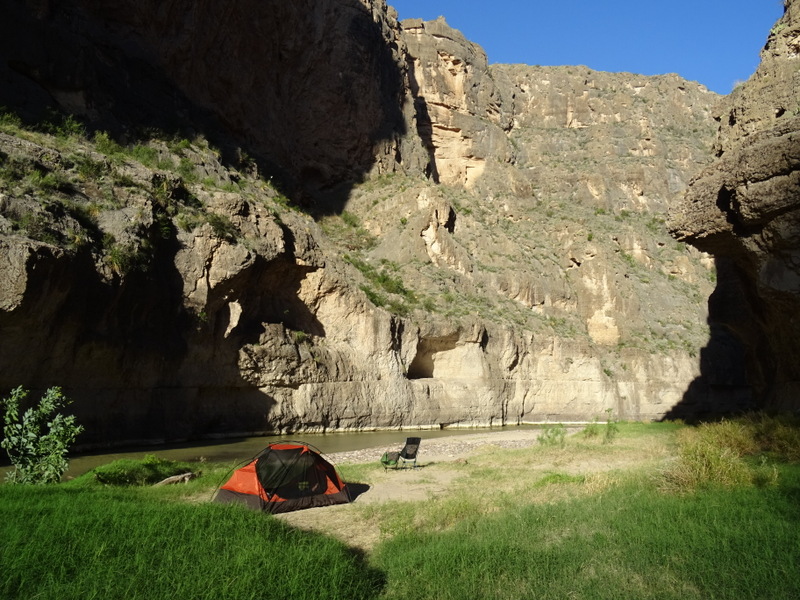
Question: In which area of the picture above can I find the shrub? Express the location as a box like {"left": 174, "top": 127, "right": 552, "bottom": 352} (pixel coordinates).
{"left": 341, "top": 210, "right": 360, "bottom": 228}
{"left": 177, "top": 157, "right": 198, "bottom": 182}
{"left": 292, "top": 330, "right": 309, "bottom": 345}
{"left": 87, "top": 455, "right": 195, "bottom": 486}
{"left": 581, "top": 417, "right": 601, "bottom": 439}
{"left": 104, "top": 237, "right": 152, "bottom": 275}
{"left": 360, "top": 284, "right": 386, "bottom": 308}
{"left": 0, "top": 107, "right": 22, "bottom": 132}
{"left": 537, "top": 423, "right": 566, "bottom": 448}
{"left": 129, "top": 144, "right": 159, "bottom": 167}
{"left": 1, "top": 386, "right": 83, "bottom": 484}
{"left": 603, "top": 408, "right": 619, "bottom": 444}
{"left": 205, "top": 212, "right": 239, "bottom": 242}
{"left": 662, "top": 436, "right": 752, "bottom": 492}
{"left": 581, "top": 411, "right": 619, "bottom": 444}
{"left": 71, "top": 153, "right": 108, "bottom": 180}
{"left": 39, "top": 110, "right": 85, "bottom": 140}
{"left": 93, "top": 131, "right": 123, "bottom": 156}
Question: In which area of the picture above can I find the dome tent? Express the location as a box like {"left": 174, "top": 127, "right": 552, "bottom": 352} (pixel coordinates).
{"left": 214, "top": 442, "right": 350, "bottom": 513}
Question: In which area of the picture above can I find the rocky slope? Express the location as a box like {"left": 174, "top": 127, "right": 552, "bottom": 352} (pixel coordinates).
{"left": 0, "top": 0, "right": 750, "bottom": 446}
{"left": 670, "top": 0, "right": 800, "bottom": 411}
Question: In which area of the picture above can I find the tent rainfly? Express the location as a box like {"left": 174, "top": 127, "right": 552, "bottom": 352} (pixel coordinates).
{"left": 214, "top": 442, "right": 351, "bottom": 514}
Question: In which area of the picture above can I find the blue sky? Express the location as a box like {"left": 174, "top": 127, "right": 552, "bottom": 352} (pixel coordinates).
{"left": 389, "top": 1, "right": 785, "bottom": 95}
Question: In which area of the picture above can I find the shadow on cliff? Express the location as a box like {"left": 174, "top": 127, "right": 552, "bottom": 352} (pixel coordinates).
{"left": 0, "top": 216, "right": 299, "bottom": 447}
{"left": 0, "top": 0, "right": 407, "bottom": 216}
{"left": 0, "top": 1, "right": 407, "bottom": 446}
{"left": 663, "top": 257, "right": 763, "bottom": 423}
{"left": 406, "top": 58, "right": 440, "bottom": 183}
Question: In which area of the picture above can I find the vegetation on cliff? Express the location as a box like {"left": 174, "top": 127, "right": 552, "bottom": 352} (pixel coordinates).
{"left": 0, "top": 108, "right": 291, "bottom": 277}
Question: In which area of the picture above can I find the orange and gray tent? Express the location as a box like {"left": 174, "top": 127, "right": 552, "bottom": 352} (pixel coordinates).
{"left": 214, "top": 442, "right": 350, "bottom": 513}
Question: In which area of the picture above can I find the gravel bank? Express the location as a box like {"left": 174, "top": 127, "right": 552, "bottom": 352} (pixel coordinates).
{"left": 327, "top": 428, "right": 581, "bottom": 465}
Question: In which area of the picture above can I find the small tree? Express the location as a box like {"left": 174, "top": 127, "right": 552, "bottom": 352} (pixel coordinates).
{"left": 1, "top": 386, "right": 83, "bottom": 484}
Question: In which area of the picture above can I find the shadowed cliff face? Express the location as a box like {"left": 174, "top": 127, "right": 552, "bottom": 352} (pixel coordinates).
{"left": 670, "top": 0, "right": 800, "bottom": 410}
{"left": 0, "top": 0, "right": 410, "bottom": 444}
{"left": 0, "top": 0, "right": 407, "bottom": 212}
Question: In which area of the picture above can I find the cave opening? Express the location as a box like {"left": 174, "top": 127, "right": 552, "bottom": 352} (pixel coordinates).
{"left": 406, "top": 336, "right": 459, "bottom": 379}
{"left": 407, "top": 349, "right": 434, "bottom": 379}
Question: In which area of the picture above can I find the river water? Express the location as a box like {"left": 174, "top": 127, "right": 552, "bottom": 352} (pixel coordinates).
{"left": 1, "top": 425, "right": 540, "bottom": 479}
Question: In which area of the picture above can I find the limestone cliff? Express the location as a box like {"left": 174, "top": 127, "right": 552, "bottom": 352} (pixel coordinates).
{"left": 670, "top": 0, "right": 800, "bottom": 411}
{"left": 0, "top": 0, "right": 746, "bottom": 446}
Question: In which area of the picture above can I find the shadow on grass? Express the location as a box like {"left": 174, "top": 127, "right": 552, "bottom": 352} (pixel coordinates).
{"left": 347, "top": 482, "right": 371, "bottom": 501}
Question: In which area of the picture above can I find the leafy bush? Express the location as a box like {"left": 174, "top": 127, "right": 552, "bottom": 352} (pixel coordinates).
{"left": 581, "top": 411, "right": 619, "bottom": 444}
{"left": 93, "top": 131, "right": 124, "bottom": 157}
{"left": 41, "top": 111, "right": 85, "bottom": 139}
{"left": 1, "top": 386, "right": 83, "bottom": 484}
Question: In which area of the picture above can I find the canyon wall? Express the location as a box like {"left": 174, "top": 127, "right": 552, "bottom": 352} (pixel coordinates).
{"left": 670, "top": 0, "right": 800, "bottom": 411}
{"left": 0, "top": 0, "right": 769, "bottom": 446}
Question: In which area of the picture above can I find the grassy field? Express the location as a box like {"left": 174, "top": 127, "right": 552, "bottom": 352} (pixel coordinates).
{"left": 372, "top": 473, "right": 800, "bottom": 599}
{"left": 1, "top": 418, "right": 799, "bottom": 599}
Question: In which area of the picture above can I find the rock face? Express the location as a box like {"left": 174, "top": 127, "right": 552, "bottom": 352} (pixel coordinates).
{"left": 0, "top": 0, "right": 407, "bottom": 211}
{"left": 670, "top": 0, "right": 800, "bottom": 411}
{"left": 0, "top": 0, "right": 759, "bottom": 447}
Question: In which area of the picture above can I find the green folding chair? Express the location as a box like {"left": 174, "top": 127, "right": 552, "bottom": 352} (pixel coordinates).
{"left": 380, "top": 449, "right": 400, "bottom": 471}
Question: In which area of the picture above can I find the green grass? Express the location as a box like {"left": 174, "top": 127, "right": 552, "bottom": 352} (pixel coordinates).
{"left": 2, "top": 419, "right": 800, "bottom": 599}
{"left": 0, "top": 485, "right": 382, "bottom": 600}
{"left": 662, "top": 414, "right": 800, "bottom": 492}
{"left": 372, "top": 473, "right": 800, "bottom": 599}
